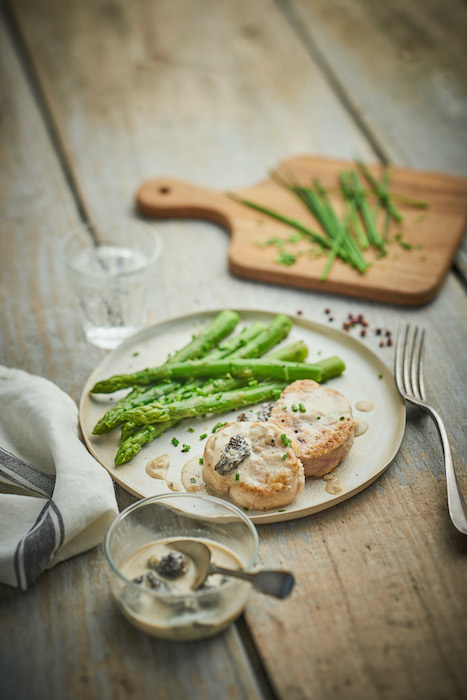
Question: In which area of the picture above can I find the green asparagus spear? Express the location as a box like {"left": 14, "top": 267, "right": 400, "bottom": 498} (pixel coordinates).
{"left": 170, "top": 339, "right": 309, "bottom": 403}
{"left": 165, "top": 309, "right": 240, "bottom": 362}
{"left": 231, "top": 314, "right": 292, "bottom": 358}
{"left": 121, "top": 355, "right": 344, "bottom": 425}
{"left": 91, "top": 357, "right": 324, "bottom": 394}
{"left": 92, "top": 382, "right": 180, "bottom": 435}
{"left": 96, "top": 324, "right": 265, "bottom": 432}
{"left": 122, "top": 381, "right": 288, "bottom": 426}
{"left": 115, "top": 420, "right": 181, "bottom": 465}
{"left": 92, "top": 316, "right": 255, "bottom": 435}
{"left": 316, "top": 355, "right": 346, "bottom": 380}
{"left": 91, "top": 316, "right": 292, "bottom": 395}
{"left": 202, "top": 321, "right": 265, "bottom": 359}
{"left": 113, "top": 340, "right": 310, "bottom": 464}
{"left": 93, "top": 318, "right": 290, "bottom": 433}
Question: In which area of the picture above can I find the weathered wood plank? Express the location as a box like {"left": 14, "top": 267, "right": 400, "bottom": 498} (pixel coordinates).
{"left": 3, "top": 0, "right": 467, "bottom": 699}
{"left": 0, "top": 544, "right": 264, "bottom": 700}
{"left": 0, "top": 12, "right": 264, "bottom": 700}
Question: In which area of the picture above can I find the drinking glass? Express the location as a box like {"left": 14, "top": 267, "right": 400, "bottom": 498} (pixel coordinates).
{"left": 61, "top": 221, "right": 162, "bottom": 349}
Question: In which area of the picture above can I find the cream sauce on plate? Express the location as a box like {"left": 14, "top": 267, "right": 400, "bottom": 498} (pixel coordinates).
{"left": 146, "top": 454, "right": 182, "bottom": 491}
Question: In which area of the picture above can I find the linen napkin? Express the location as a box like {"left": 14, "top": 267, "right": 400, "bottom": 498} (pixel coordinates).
{"left": 0, "top": 365, "right": 119, "bottom": 590}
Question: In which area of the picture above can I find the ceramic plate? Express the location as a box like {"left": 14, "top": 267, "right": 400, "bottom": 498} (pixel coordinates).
{"left": 79, "top": 309, "right": 405, "bottom": 523}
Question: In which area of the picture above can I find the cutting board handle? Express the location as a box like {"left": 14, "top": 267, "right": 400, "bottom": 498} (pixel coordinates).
{"left": 136, "top": 177, "right": 232, "bottom": 227}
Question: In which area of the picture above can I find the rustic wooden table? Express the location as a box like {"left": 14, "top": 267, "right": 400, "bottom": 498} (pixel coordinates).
{"left": 1, "top": 1, "right": 466, "bottom": 698}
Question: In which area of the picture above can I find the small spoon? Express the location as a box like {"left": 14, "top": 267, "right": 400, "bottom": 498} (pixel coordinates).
{"left": 172, "top": 539, "right": 295, "bottom": 599}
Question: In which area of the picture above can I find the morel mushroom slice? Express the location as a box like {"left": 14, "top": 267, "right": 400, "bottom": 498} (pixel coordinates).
{"left": 214, "top": 434, "right": 251, "bottom": 476}
{"left": 154, "top": 551, "right": 187, "bottom": 579}
{"left": 146, "top": 571, "right": 170, "bottom": 591}
{"left": 257, "top": 402, "right": 273, "bottom": 421}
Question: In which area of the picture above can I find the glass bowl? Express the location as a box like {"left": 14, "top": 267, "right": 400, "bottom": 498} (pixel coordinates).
{"left": 104, "top": 493, "right": 259, "bottom": 641}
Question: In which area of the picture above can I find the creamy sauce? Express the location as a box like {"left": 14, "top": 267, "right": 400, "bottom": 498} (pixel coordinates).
{"left": 146, "top": 454, "right": 170, "bottom": 479}
{"left": 166, "top": 481, "right": 182, "bottom": 492}
{"left": 279, "top": 388, "right": 353, "bottom": 431}
{"left": 117, "top": 538, "right": 249, "bottom": 640}
{"left": 323, "top": 473, "right": 344, "bottom": 495}
{"left": 354, "top": 418, "right": 368, "bottom": 437}
{"left": 355, "top": 400, "right": 374, "bottom": 412}
{"left": 181, "top": 456, "right": 210, "bottom": 494}
{"left": 146, "top": 455, "right": 182, "bottom": 491}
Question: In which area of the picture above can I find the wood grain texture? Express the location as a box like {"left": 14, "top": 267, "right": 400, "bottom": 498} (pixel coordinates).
{"left": 0, "top": 12, "right": 100, "bottom": 400}
{"left": 137, "top": 156, "right": 467, "bottom": 305}
{"left": 2, "top": 0, "right": 467, "bottom": 698}
{"left": 282, "top": 0, "right": 467, "bottom": 281}
{"left": 0, "top": 9, "right": 265, "bottom": 700}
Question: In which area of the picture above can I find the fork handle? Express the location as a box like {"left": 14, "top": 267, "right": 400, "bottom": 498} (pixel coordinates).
{"left": 424, "top": 405, "right": 467, "bottom": 535}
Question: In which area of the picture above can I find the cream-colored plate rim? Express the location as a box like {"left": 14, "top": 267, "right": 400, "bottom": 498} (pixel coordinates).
{"left": 79, "top": 308, "right": 406, "bottom": 524}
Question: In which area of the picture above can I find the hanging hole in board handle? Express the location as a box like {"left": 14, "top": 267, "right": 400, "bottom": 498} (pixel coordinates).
{"left": 158, "top": 186, "right": 171, "bottom": 195}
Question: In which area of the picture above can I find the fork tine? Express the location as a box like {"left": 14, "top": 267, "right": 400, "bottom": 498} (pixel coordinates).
{"left": 403, "top": 324, "right": 412, "bottom": 397}
{"left": 410, "top": 326, "right": 420, "bottom": 399}
{"left": 415, "top": 327, "right": 426, "bottom": 401}
{"left": 409, "top": 325, "right": 426, "bottom": 402}
{"left": 395, "top": 322, "right": 407, "bottom": 393}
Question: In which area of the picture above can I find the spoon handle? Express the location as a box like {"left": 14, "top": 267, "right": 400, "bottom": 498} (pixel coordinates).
{"left": 210, "top": 565, "right": 295, "bottom": 599}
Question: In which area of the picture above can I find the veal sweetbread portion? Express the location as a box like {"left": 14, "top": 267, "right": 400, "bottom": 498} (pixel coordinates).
{"left": 203, "top": 421, "right": 305, "bottom": 510}
{"left": 268, "top": 380, "right": 355, "bottom": 477}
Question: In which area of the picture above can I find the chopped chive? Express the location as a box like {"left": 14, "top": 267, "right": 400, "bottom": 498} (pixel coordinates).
{"left": 281, "top": 454, "right": 287, "bottom": 461}
{"left": 199, "top": 433, "right": 207, "bottom": 440}
{"left": 181, "top": 443, "right": 191, "bottom": 452}
{"left": 289, "top": 232, "right": 304, "bottom": 243}
{"left": 199, "top": 457, "right": 204, "bottom": 464}
{"left": 281, "top": 433, "right": 292, "bottom": 447}
{"left": 212, "top": 422, "right": 227, "bottom": 433}
{"left": 276, "top": 251, "right": 297, "bottom": 266}
{"left": 299, "top": 403, "right": 306, "bottom": 413}
{"left": 171, "top": 437, "right": 179, "bottom": 447}
{"left": 291, "top": 404, "right": 298, "bottom": 412}
{"left": 190, "top": 477, "right": 196, "bottom": 484}
{"left": 235, "top": 473, "right": 240, "bottom": 481}
{"left": 187, "top": 427, "right": 195, "bottom": 433}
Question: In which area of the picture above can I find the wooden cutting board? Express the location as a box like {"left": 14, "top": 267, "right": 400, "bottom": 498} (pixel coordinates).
{"left": 136, "top": 155, "right": 467, "bottom": 305}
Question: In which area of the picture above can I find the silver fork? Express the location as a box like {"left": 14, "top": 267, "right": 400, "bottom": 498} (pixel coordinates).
{"left": 395, "top": 323, "right": 467, "bottom": 535}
